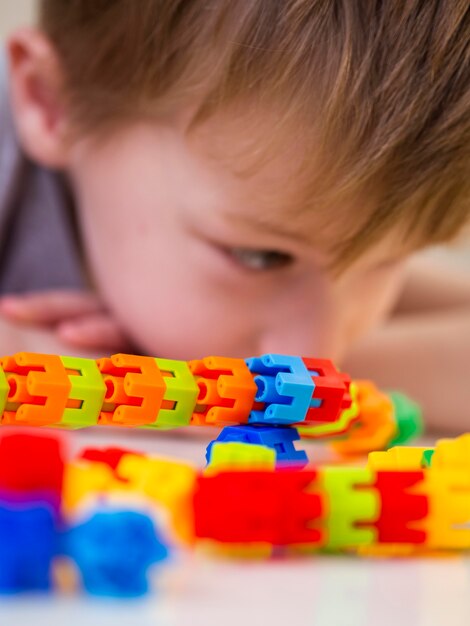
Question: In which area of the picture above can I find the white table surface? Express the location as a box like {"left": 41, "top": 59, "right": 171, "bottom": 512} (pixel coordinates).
{"left": 0, "top": 427, "right": 469, "bottom": 626}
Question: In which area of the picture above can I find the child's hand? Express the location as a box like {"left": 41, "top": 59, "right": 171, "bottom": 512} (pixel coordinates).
{"left": 0, "top": 290, "right": 132, "bottom": 353}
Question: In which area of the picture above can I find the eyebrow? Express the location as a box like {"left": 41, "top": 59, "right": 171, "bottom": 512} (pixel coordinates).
{"left": 224, "top": 211, "right": 328, "bottom": 250}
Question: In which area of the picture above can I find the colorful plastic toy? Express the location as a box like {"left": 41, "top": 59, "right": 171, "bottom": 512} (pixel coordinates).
{"left": 206, "top": 424, "right": 308, "bottom": 467}
{"left": 320, "top": 467, "right": 379, "bottom": 550}
{"left": 0, "top": 350, "right": 467, "bottom": 598}
{"left": 0, "top": 427, "right": 468, "bottom": 598}
{"left": 0, "top": 503, "right": 57, "bottom": 594}
{"left": 0, "top": 350, "right": 426, "bottom": 482}
{"left": 0, "top": 351, "right": 351, "bottom": 431}
{"left": 194, "top": 469, "right": 324, "bottom": 546}
{"left": 205, "top": 441, "right": 276, "bottom": 472}
{"left": 63, "top": 509, "right": 168, "bottom": 597}
{"left": 246, "top": 354, "right": 315, "bottom": 425}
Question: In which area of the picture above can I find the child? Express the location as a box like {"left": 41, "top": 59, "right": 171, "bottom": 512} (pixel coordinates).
{"left": 0, "top": 1, "right": 469, "bottom": 432}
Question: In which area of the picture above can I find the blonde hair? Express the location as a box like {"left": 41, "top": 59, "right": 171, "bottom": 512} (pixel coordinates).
{"left": 40, "top": 1, "right": 470, "bottom": 269}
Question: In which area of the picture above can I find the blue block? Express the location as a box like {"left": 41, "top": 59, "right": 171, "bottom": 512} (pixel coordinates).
{"left": 245, "top": 354, "right": 315, "bottom": 425}
{"left": 0, "top": 503, "right": 57, "bottom": 594}
{"left": 0, "top": 489, "right": 62, "bottom": 515}
{"left": 206, "top": 425, "right": 308, "bottom": 467}
{"left": 63, "top": 509, "right": 168, "bottom": 597}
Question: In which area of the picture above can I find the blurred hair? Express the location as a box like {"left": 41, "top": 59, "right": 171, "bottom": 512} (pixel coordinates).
{"left": 39, "top": 0, "right": 470, "bottom": 269}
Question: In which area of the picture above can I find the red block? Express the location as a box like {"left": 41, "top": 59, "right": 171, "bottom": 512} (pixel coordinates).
{"left": 302, "top": 358, "right": 352, "bottom": 424}
{"left": 79, "top": 447, "right": 141, "bottom": 472}
{"left": 194, "top": 469, "right": 323, "bottom": 546}
{"left": 0, "top": 431, "right": 65, "bottom": 495}
{"left": 374, "top": 471, "right": 428, "bottom": 544}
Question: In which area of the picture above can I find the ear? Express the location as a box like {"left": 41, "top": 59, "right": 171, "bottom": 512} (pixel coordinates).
{"left": 7, "top": 29, "right": 71, "bottom": 169}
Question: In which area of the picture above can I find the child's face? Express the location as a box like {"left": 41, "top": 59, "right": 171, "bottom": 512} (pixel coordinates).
{"left": 66, "top": 114, "right": 407, "bottom": 361}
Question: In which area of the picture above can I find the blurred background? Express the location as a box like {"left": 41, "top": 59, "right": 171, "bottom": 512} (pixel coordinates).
{"left": 0, "top": 0, "right": 469, "bottom": 267}
{"left": 0, "top": 1, "right": 35, "bottom": 40}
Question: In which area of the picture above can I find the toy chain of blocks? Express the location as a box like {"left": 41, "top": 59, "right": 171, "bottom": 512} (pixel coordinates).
{"left": 0, "top": 352, "right": 423, "bottom": 460}
{"left": 0, "top": 429, "right": 469, "bottom": 597}
{"left": 0, "top": 350, "right": 432, "bottom": 599}
{"left": 0, "top": 352, "right": 354, "bottom": 428}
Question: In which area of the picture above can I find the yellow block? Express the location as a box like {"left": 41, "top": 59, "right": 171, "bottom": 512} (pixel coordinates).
{"left": 368, "top": 446, "right": 430, "bottom": 471}
{"left": 116, "top": 454, "right": 196, "bottom": 543}
{"left": 424, "top": 467, "right": 470, "bottom": 549}
{"left": 62, "top": 461, "right": 115, "bottom": 515}
{"left": 432, "top": 434, "right": 470, "bottom": 471}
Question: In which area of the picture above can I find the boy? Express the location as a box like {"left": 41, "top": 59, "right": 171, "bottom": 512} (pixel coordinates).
{"left": 0, "top": 1, "right": 469, "bottom": 432}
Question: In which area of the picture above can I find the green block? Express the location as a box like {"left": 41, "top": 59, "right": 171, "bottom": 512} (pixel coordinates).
{"left": 322, "top": 466, "right": 379, "bottom": 550}
{"left": 421, "top": 449, "right": 435, "bottom": 468}
{"left": 59, "top": 356, "right": 107, "bottom": 429}
{"left": 144, "top": 358, "right": 199, "bottom": 429}
{"left": 208, "top": 442, "right": 276, "bottom": 471}
{"left": 388, "top": 391, "right": 424, "bottom": 447}
{"left": 0, "top": 366, "right": 8, "bottom": 417}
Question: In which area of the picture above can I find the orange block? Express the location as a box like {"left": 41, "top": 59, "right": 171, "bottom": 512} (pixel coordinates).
{"left": 331, "top": 381, "right": 396, "bottom": 457}
{"left": 189, "top": 357, "right": 257, "bottom": 426}
{"left": 1, "top": 352, "right": 71, "bottom": 426}
{"left": 97, "top": 354, "right": 165, "bottom": 426}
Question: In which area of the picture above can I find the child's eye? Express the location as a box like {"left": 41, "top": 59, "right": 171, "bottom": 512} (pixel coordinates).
{"left": 225, "top": 247, "right": 294, "bottom": 271}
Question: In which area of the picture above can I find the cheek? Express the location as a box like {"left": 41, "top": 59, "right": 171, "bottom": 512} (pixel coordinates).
{"left": 101, "top": 272, "right": 269, "bottom": 360}
{"left": 77, "top": 203, "right": 271, "bottom": 358}
{"left": 340, "top": 264, "right": 407, "bottom": 346}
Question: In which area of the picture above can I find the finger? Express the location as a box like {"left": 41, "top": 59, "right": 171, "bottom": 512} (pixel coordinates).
{"left": 0, "top": 290, "right": 103, "bottom": 325}
{"left": 57, "top": 314, "right": 133, "bottom": 352}
{"left": 0, "top": 317, "right": 105, "bottom": 360}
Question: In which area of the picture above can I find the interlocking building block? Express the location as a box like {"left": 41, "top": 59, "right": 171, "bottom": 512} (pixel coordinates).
{"left": 1, "top": 353, "right": 71, "bottom": 426}
{"left": 331, "top": 381, "right": 397, "bottom": 456}
{"left": 205, "top": 441, "right": 276, "bottom": 472}
{"left": 62, "top": 461, "right": 115, "bottom": 515}
{"left": 146, "top": 358, "right": 199, "bottom": 428}
{"left": 98, "top": 354, "right": 165, "bottom": 426}
{"left": 321, "top": 466, "right": 379, "bottom": 550}
{"left": 246, "top": 354, "right": 315, "bottom": 425}
{"left": 424, "top": 468, "right": 470, "bottom": 549}
{"left": 421, "top": 449, "right": 435, "bottom": 468}
{"left": 302, "top": 358, "right": 352, "bottom": 424}
{"left": 368, "top": 447, "right": 430, "bottom": 471}
{"left": 209, "top": 424, "right": 308, "bottom": 467}
{"left": 373, "top": 471, "right": 428, "bottom": 544}
{"left": 431, "top": 434, "right": 470, "bottom": 471}
{"left": 0, "top": 432, "right": 65, "bottom": 502}
{"left": 388, "top": 392, "right": 423, "bottom": 447}
{"left": 116, "top": 454, "right": 197, "bottom": 543}
{"left": 63, "top": 509, "right": 168, "bottom": 597}
{"left": 59, "top": 357, "right": 106, "bottom": 429}
{"left": 298, "top": 382, "right": 360, "bottom": 439}
{"left": 0, "top": 366, "right": 8, "bottom": 417}
{"left": 80, "top": 446, "right": 140, "bottom": 471}
{"left": 0, "top": 502, "right": 57, "bottom": 593}
{"left": 194, "top": 470, "right": 323, "bottom": 546}
{"left": 189, "top": 357, "right": 257, "bottom": 426}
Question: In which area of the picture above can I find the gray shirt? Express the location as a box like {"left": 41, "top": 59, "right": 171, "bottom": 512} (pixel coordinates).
{"left": 0, "top": 53, "right": 85, "bottom": 294}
